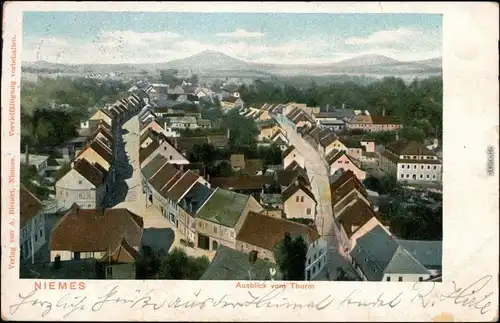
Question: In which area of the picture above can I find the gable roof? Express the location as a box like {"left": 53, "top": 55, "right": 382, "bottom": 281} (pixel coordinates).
{"left": 394, "top": 240, "right": 442, "bottom": 269}
{"left": 88, "top": 140, "right": 112, "bottom": 163}
{"left": 330, "top": 172, "right": 368, "bottom": 207}
{"left": 162, "top": 171, "right": 200, "bottom": 202}
{"left": 282, "top": 145, "right": 297, "bottom": 158}
{"left": 73, "top": 158, "right": 107, "bottom": 187}
{"left": 141, "top": 154, "right": 169, "bottom": 180}
{"left": 207, "top": 135, "right": 229, "bottom": 148}
{"left": 370, "top": 115, "right": 401, "bottom": 125}
{"left": 319, "top": 133, "right": 337, "bottom": 148}
{"left": 196, "top": 188, "right": 250, "bottom": 228}
{"left": 100, "top": 238, "right": 142, "bottom": 264}
{"left": 200, "top": 245, "right": 279, "bottom": 280}
{"left": 282, "top": 181, "right": 317, "bottom": 203}
{"left": 385, "top": 139, "right": 436, "bottom": 156}
{"left": 50, "top": 206, "right": 144, "bottom": 253}
{"left": 148, "top": 163, "right": 181, "bottom": 192}
{"left": 20, "top": 185, "right": 45, "bottom": 228}
{"left": 179, "top": 182, "right": 214, "bottom": 216}
{"left": 336, "top": 199, "right": 377, "bottom": 238}
{"left": 236, "top": 211, "right": 320, "bottom": 251}
{"left": 275, "top": 169, "right": 310, "bottom": 187}
{"left": 139, "top": 140, "right": 160, "bottom": 164}
{"left": 175, "top": 137, "right": 208, "bottom": 153}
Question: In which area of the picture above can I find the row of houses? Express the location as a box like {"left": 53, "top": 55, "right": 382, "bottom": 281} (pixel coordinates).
{"left": 55, "top": 94, "right": 143, "bottom": 211}
{"left": 328, "top": 169, "right": 442, "bottom": 282}
{"left": 136, "top": 109, "right": 327, "bottom": 280}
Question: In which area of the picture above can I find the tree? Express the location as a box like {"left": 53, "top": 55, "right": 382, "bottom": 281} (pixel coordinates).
{"left": 157, "top": 248, "right": 210, "bottom": 280}
{"left": 209, "top": 160, "right": 233, "bottom": 177}
{"left": 257, "top": 144, "right": 283, "bottom": 167}
{"left": 274, "top": 233, "right": 308, "bottom": 280}
{"left": 189, "top": 143, "right": 218, "bottom": 168}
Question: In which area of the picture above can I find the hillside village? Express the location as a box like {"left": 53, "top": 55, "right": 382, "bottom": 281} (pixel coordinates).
{"left": 20, "top": 79, "right": 443, "bottom": 282}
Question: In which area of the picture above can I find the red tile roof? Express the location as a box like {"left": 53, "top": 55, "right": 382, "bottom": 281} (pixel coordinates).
{"left": 50, "top": 205, "right": 143, "bottom": 253}
{"left": 336, "top": 199, "right": 377, "bottom": 238}
{"left": 236, "top": 211, "right": 320, "bottom": 251}
{"left": 73, "top": 158, "right": 107, "bottom": 187}
{"left": 163, "top": 171, "right": 200, "bottom": 202}
{"left": 100, "top": 238, "right": 141, "bottom": 264}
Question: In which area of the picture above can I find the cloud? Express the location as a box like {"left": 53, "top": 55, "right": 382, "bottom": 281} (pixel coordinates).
{"left": 345, "top": 27, "right": 424, "bottom": 45}
{"left": 21, "top": 28, "right": 440, "bottom": 65}
{"left": 216, "top": 28, "right": 264, "bottom": 38}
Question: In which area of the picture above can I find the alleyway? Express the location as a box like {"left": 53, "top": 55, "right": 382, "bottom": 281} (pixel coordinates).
{"left": 277, "top": 120, "right": 359, "bottom": 280}
{"left": 110, "top": 116, "right": 215, "bottom": 261}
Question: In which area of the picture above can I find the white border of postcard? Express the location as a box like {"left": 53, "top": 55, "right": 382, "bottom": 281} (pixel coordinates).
{"left": 2, "top": 2, "right": 499, "bottom": 322}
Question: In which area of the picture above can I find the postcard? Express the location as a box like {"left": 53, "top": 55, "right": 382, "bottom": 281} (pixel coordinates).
{"left": 2, "top": 1, "right": 498, "bottom": 321}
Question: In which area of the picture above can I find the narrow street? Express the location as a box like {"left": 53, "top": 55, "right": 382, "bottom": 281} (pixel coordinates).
{"left": 277, "top": 120, "right": 359, "bottom": 280}
{"left": 109, "top": 115, "right": 216, "bottom": 261}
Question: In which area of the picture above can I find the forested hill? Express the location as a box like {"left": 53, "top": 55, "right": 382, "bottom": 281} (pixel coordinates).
{"left": 238, "top": 75, "right": 443, "bottom": 140}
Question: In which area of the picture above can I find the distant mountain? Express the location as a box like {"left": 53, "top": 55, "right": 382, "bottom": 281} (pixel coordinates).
{"left": 159, "top": 50, "right": 255, "bottom": 71}
{"left": 333, "top": 54, "right": 403, "bottom": 68}
{"left": 22, "top": 51, "right": 442, "bottom": 79}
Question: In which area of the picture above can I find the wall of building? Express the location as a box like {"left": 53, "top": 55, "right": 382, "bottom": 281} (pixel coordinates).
{"left": 235, "top": 241, "right": 276, "bottom": 262}
{"left": 56, "top": 171, "right": 100, "bottom": 210}
{"left": 329, "top": 156, "right": 366, "bottom": 180}
{"left": 283, "top": 150, "right": 305, "bottom": 169}
{"left": 195, "top": 218, "right": 237, "bottom": 250}
{"left": 105, "top": 263, "right": 136, "bottom": 279}
{"left": 283, "top": 190, "right": 316, "bottom": 219}
{"left": 397, "top": 163, "right": 442, "bottom": 182}
{"left": 382, "top": 273, "right": 431, "bottom": 282}
{"left": 305, "top": 238, "right": 328, "bottom": 280}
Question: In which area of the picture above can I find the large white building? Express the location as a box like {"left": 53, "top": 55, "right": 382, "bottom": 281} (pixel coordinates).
{"left": 379, "top": 139, "right": 442, "bottom": 182}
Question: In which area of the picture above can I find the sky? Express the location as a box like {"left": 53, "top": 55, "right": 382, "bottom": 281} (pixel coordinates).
{"left": 22, "top": 12, "right": 442, "bottom": 65}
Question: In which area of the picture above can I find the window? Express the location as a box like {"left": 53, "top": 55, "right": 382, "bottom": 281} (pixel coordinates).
{"left": 308, "top": 258, "right": 311, "bottom": 265}
{"left": 421, "top": 165, "right": 424, "bottom": 169}
{"left": 426, "top": 175, "right": 429, "bottom": 179}
{"left": 300, "top": 196, "right": 304, "bottom": 202}
{"left": 78, "top": 180, "right": 82, "bottom": 185}
{"left": 406, "top": 174, "right": 409, "bottom": 178}
{"left": 306, "top": 208, "right": 311, "bottom": 215}
{"left": 400, "top": 174, "right": 404, "bottom": 178}
{"left": 35, "top": 233, "right": 38, "bottom": 242}
{"left": 169, "top": 155, "right": 172, "bottom": 160}
{"left": 312, "top": 267, "right": 316, "bottom": 274}
{"left": 386, "top": 276, "right": 391, "bottom": 281}
{"left": 413, "top": 165, "right": 417, "bottom": 169}
{"left": 427, "top": 166, "right": 430, "bottom": 169}
{"left": 401, "top": 165, "right": 405, "bottom": 169}
{"left": 420, "top": 174, "right": 423, "bottom": 179}
{"left": 433, "top": 166, "right": 437, "bottom": 170}
{"left": 74, "top": 252, "right": 81, "bottom": 260}
{"left": 432, "top": 175, "right": 436, "bottom": 179}
{"left": 230, "top": 231, "right": 234, "bottom": 238}
{"left": 398, "top": 276, "right": 403, "bottom": 282}
{"left": 419, "top": 277, "right": 423, "bottom": 282}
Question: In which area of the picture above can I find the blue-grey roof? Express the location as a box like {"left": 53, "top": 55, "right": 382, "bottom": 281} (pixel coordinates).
{"left": 395, "top": 239, "right": 442, "bottom": 269}
{"left": 350, "top": 225, "right": 429, "bottom": 281}
{"left": 200, "top": 246, "right": 280, "bottom": 280}
{"left": 179, "top": 182, "right": 214, "bottom": 216}
{"left": 141, "top": 155, "right": 168, "bottom": 180}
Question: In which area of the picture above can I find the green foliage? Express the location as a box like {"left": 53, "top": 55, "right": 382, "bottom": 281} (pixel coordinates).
{"left": 159, "top": 69, "right": 183, "bottom": 87}
{"left": 189, "top": 143, "right": 218, "bottom": 167}
{"left": 21, "top": 77, "right": 128, "bottom": 153}
{"left": 257, "top": 144, "right": 284, "bottom": 168}
{"left": 240, "top": 76, "right": 443, "bottom": 139}
{"left": 53, "top": 163, "right": 71, "bottom": 181}
{"left": 209, "top": 160, "right": 233, "bottom": 178}
{"left": 274, "top": 233, "right": 308, "bottom": 281}
{"left": 363, "top": 174, "right": 399, "bottom": 195}
{"left": 221, "top": 110, "right": 259, "bottom": 152}
{"left": 157, "top": 247, "right": 210, "bottom": 280}
{"left": 378, "top": 197, "right": 442, "bottom": 240}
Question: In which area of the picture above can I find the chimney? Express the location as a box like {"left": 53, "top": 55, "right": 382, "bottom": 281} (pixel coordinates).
{"left": 396, "top": 132, "right": 399, "bottom": 141}
{"left": 382, "top": 108, "right": 386, "bottom": 117}
{"left": 174, "top": 137, "right": 178, "bottom": 149}
{"left": 25, "top": 144, "right": 29, "bottom": 165}
{"left": 433, "top": 138, "right": 439, "bottom": 147}
{"left": 227, "top": 128, "right": 231, "bottom": 139}
{"left": 342, "top": 103, "right": 345, "bottom": 109}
